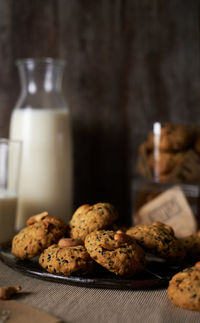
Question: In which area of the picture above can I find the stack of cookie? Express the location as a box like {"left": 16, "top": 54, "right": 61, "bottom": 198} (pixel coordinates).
{"left": 11, "top": 204, "right": 146, "bottom": 277}
{"left": 11, "top": 204, "right": 200, "bottom": 310}
{"left": 137, "top": 124, "right": 200, "bottom": 183}
{"left": 12, "top": 203, "right": 200, "bottom": 278}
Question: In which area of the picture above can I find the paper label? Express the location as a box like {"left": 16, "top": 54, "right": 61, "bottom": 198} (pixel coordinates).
{"left": 136, "top": 185, "right": 197, "bottom": 238}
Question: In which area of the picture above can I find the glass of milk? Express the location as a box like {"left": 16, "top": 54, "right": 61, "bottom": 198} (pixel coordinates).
{"left": 9, "top": 58, "right": 73, "bottom": 230}
{"left": 0, "top": 139, "right": 22, "bottom": 243}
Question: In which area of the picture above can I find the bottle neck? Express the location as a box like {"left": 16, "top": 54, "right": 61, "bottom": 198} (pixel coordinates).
{"left": 17, "top": 59, "right": 65, "bottom": 96}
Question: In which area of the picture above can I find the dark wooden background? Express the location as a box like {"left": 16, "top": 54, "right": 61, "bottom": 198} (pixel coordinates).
{"left": 0, "top": 0, "right": 200, "bottom": 223}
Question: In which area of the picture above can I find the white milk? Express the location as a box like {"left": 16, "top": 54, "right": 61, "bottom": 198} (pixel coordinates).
{"left": 9, "top": 108, "right": 73, "bottom": 230}
{"left": 0, "top": 189, "right": 17, "bottom": 243}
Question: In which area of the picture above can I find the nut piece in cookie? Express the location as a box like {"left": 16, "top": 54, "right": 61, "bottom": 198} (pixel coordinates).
{"left": 126, "top": 222, "right": 185, "bottom": 261}
{"left": 0, "top": 285, "right": 21, "bottom": 300}
{"left": 12, "top": 212, "right": 67, "bottom": 260}
{"left": 168, "top": 262, "right": 200, "bottom": 311}
{"left": 85, "top": 230, "right": 146, "bottom": 276}
{"left": 69, "top": 203, "right": 118, "bottom": 242}
{"left": 58, "top": 238, "right": 83, "bottom": 248}
{"left": 26, "top": 211, "right": 49, "bottom": 226}
{"left": 39, "top": 241, "right": 93, "bottom": 276}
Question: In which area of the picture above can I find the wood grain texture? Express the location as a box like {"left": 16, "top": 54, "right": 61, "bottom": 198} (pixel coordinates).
{"left": 58, "top": 0, "right": 131, "bottom": 218}
{"left": 0, "top": 0, "right": 13, "bottom": 136}
{"left": 0, "top": 0, "right": 200, "bottom": 222}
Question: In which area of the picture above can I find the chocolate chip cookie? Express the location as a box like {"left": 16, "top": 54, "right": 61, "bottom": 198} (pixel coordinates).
{"left": 69, "top": 203, "right": 118, "bottom": 242}
{"left": 85, "top": 230, "right": 146, "bottom": 276}
{"left": 39, "top": 243, "right": 94, "bottom": 276}
{"left": 168, "top": 262, "right": 200, "bottom": 311}
{"left": 12, "top": 212, "right": 67, "bottom": 260}
{"left": 126, "top": 222, "right": 185, "bottom": 261}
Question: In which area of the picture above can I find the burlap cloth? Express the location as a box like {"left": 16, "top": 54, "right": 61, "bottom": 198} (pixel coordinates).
{"left": 0, "top": 260, "right": 200, "bottom": 323}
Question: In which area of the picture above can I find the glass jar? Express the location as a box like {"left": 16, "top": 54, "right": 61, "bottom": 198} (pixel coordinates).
{"left": 9, "top": 58, "right": 73, "bottom": 230}
{"left": 132, "top": 122, "right": 200, "bottom": 235}
{"left": 136, "top": 122, "right": 200, "bottom": 183}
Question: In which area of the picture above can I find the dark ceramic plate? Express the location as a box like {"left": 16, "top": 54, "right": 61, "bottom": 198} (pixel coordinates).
{"left": 0, "top": 242, "right": 188, "bottom": 290}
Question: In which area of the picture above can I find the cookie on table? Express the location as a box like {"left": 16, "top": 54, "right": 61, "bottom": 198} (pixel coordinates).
{"left": 126, "top": 222, "right": 185, "bottom": 261}
{"left": 69, "top": 203, "right": 118, "bottom": 242}
{"left": 39, "top": 238, "right": 94, "bottom": 276}
{"left": 179, "top": 231, "right": 200, "bottom": 260}
{"left": 85, "top": 230, "right": 146, "bottom": 276}
{"left": 168, "top": 262, "right": 200, "bottom": 311}
{"left": 12, "top": 212, "right": 67, "bottom": 260}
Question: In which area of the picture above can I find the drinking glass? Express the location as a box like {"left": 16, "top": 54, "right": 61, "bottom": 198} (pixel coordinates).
{"left": 0, "top": 139, "right": 22, "bottom": 242}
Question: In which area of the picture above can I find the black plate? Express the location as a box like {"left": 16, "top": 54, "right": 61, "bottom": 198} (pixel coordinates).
{"left": 0, "top": 242, "right": 188, "bottom": 290}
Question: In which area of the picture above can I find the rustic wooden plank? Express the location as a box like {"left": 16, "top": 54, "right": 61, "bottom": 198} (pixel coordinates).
{"left": 0, "top": 0, "right": 13, "bottom": 137}
{"left": 11, "top": 0, "right": 59, "bottom": 59}
{"left": 58, "top": 0, "right": 132, "bottom": 220}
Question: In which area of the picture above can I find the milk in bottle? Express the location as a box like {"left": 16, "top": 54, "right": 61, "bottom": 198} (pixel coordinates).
{"left": 9, "top": 58, "right": 73, "bottom": 230}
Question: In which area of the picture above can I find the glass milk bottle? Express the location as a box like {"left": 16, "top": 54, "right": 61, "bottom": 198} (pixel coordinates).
{"left": 9, "top": 58, "right": 73, "bottom": 230}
